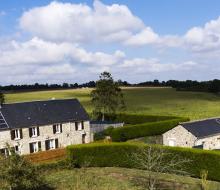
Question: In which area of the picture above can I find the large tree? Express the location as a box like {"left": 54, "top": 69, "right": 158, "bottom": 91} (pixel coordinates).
{"left": 91, "top": 72, "right": 125, "bottom": 121}
{"left": 0, "top": 91, "right": 5, "bottom": 105}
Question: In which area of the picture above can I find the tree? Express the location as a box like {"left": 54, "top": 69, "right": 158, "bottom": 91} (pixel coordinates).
{"left": 91, "top": 72, "right": 125, "bottom": 121}
{"left": 0, "top": 91, "right": 5, "bottom": 105}
{"left": 0, "top": 147, "right": 50, "bottom": 190}
{"left": 130, "top": 146, "right": 191, "bottom": 190}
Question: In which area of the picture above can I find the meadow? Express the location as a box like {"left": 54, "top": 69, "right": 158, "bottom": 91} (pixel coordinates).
{"left": 45, "top": 167, "right": 220, "bottom": 190}
{"left": 5, "top": 87, "right": 220, "bottom": 120}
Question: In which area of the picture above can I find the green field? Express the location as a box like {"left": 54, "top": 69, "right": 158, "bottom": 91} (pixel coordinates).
{"left": 5, "top": 87, "right": 220, "bottom": 120}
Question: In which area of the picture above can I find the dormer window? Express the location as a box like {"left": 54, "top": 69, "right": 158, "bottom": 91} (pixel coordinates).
{"left": 29, "top": 127, "right": 40, "bottom": 138}
{"left": 53, "top": 124, "right": 62, "bottom": 134}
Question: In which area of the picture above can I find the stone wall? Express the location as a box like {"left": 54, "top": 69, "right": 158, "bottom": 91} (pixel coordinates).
{"left": 162, "top": 125, "right": 197, "bottom": 148}
{"left": 0, "top": 121, "right": 92, "bottom": 155}
{"left": 196, "top": 134, "right": 220, "bottom": 150}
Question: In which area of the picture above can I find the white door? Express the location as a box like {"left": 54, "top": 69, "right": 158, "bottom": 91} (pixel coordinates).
{"left": 168, "top": 139, "right": 175, "bottom": 146}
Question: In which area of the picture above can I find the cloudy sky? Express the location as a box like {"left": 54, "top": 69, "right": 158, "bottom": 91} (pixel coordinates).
{"left": 1, "top": 0, "right": 220, "bottom": 85}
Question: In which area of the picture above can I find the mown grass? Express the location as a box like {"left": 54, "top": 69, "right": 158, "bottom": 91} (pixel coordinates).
{"left": 5, "top": 87, "right": 220, "bottom": 120}
{"left": 45, "top": 167, "right": 220, "bottom": 190}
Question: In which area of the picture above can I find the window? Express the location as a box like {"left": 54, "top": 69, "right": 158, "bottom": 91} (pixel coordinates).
{"left": 75, "top": 122, "right": 78, "bottom": 131}
{"left": 14, "top": 145, "right": 21, "bottom": 154}
{"left": 81, "top": 121, "right": 84, "bottom": 130}
{"left": 0, "top": 148, "right": 9, "bottom": 157}
{"left": 45, "top": 139, "right": 58, "bottom": 150}
{"left": 11, "top": 129, "right": 22, "bottom": 140}
{"left": 75, "top": 122, "right": 84, "bottom": 131}
{"left": 29, "top": 142, "right": 41, "bottom": 153}
{"left": 15, "top": 130, "right": 20, "bottom": 139}
{"left": 29, "top": 127, "right": 39, "bottom": 137}
{"left": 53, "top": 124, "right": 62, "bottom": 134}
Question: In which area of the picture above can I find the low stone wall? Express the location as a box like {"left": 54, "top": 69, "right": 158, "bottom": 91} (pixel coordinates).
{"left": 90, "top": 122, "right": 124, "bottom": 133}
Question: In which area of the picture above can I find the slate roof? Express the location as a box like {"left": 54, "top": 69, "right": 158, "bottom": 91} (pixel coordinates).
{"left": 181, "top": 118, "right": 220, "bottom": 138}
{"left": 0, "top": 99, "right": 89, "bottom": 131}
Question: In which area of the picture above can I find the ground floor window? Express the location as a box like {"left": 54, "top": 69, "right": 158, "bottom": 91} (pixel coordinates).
{"left": 29, "top": 141, "right": 41, "bottom": 153}
{"left": 0, "top": 148, "right": 9, "bottom": 157}
{"left": 14, "top": 145, "right": 21, "bottom": 154}
{"left": 45, "top": 139, "right": 58, "bottom": 150}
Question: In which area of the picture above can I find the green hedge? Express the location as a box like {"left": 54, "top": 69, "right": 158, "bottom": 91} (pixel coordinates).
{"left": 110, "top": 117, "right": 189, "bottom": 141}
{"left": 100, "top": 113, "right": 179, "bottom": 124}
{"left": 66, "top": 142, "right": 220, "bottom": 181}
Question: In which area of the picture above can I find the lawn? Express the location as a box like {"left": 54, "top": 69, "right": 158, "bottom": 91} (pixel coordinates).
{"left": 5, "top": 87, "right": 220, "bottom": 120}
{"left": 45, "top": 167, "right": 220, "bottom": 190}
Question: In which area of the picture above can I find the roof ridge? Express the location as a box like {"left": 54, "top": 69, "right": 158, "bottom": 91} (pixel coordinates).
{"left": 3, "top": 98, "right": 78, "bottom": 105}
{"left": 181, "top": 117, "right": 220, "bottom": 124}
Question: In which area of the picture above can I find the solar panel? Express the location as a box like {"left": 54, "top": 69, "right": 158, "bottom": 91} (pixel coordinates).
{"left": 0, "top": 112, "right": 8, "bottom": 130}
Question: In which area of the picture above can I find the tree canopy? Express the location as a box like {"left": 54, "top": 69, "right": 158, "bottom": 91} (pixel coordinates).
{"left": 0, "top": 91, "right": 4, "bottom": 105}
{"left": 91, "top": 72, "right": 125, "bottom": 121}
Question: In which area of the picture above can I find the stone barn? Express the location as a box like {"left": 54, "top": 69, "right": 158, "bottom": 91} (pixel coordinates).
{"left": 163, "top": 118, "right": 220, "bottom": 150}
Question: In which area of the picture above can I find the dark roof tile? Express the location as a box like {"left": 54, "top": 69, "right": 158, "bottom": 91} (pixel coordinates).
{"left": 182, "top": 118, "right": 220, "bottom": 138}
{"left": 0, "top": 99, "right": 89, "bottom": 130}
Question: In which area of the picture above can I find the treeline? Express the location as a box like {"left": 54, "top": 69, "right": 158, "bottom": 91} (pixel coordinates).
{"left": 1, "top": 79, "right": 220, "bottom": 93}
{"left": 135, "top": 79, "right": 220, "bottom": 93}
{"left": 0, "top": 81, "right": 96, "bottom": 92}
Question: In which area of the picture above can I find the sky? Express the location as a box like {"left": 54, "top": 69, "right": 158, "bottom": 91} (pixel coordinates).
{"left": 1, "top": 0, "right": 220, "bottom": 85}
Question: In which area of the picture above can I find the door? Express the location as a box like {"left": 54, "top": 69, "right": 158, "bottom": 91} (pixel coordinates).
{"left": 82, "top": 134, "right": 86, "bottom": 144}
{"left": 168, "top": 139, "right": 175, "bottom": 147}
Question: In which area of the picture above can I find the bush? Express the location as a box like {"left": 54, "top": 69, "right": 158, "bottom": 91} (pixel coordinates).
{"left": 66, "top": 142, "right": 220, "bottom": 181}
{"left": 0, "top": 151, "right": 51, "bottom": 190}
{"left": 110, "top": 117, "right": 189, "bottom": 141}
{"left": 94, "top": 126, "right": 114, "bottom": 141}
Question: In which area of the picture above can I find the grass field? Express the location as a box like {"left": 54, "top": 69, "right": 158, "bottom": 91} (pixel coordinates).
{"left": 5, "top": 87, "right": 220, "bottom": 120}
{"left": 45, "top": 167, "right": 220, "bottom": 190}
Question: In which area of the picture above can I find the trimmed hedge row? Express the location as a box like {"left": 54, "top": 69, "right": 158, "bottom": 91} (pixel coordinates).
{"left": 66, "top": 142, "right": 220, "bottom": 181}
{"left": 99, "top": 113, "right": 179, "bottom": 124}
{"left": 110, "top": 117, "right": 189, "bottom": 141}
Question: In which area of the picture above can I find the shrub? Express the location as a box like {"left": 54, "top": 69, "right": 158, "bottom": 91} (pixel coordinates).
{"left": 0, "top": 150, "right": 51, "bottom": 190}
{"left": 110, "top": 117, "right": 189, "bottom": 141}
{"left": 66, "top": 142, "right": 220, "bottom": 181}
{"left": 94, "top": 126, "right": 114, "bottom": 141}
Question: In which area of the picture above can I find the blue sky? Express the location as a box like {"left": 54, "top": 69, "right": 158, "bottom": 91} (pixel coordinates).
{"left": 1, "top": 0, "right": 220, "bottom": 84}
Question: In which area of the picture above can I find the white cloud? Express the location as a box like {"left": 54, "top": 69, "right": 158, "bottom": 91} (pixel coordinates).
{"left": 119, "top": 58, "right": 198, "bottom": 73}
{"left": 20, "top": 0, "right": 144, "bottom": 43}
{"left": 184, "top": 17, "right": 220, "bottom": 53}
{"left": 124, "top": 27, "right": 159, "bottom": 46}
{"left": 0, "top": 37, "right": 125, "bottom": 67}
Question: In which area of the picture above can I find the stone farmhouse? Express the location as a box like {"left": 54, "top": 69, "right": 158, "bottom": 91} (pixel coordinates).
{"left": 163, "top": 118, "right": 220, "bottom": 150}
{"left": 0, "top": 99, "right": 92, "bottom": 155}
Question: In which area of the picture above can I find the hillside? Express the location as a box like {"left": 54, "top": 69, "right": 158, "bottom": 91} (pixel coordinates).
{"left": 5, "top": 87, "right": 220, "bottom": 120}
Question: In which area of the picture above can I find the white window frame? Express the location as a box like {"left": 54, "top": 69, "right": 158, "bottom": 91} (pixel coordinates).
{"left": 14, "top": 129, "right": 21, "bottom": 140}
{"left": 32, "top": 127, "right": 38, "bottom": 137}
{"left": 32, "top": 142, "right": 39, "bottom": 153}
{"left": 49, "top": 139, "right": 55, "bottom": 150}
{"left": 55, "top": 124, "right": 61, "bottom": 134}
{"left": 78, "top": 122, "right": 82, "bottom": 131}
